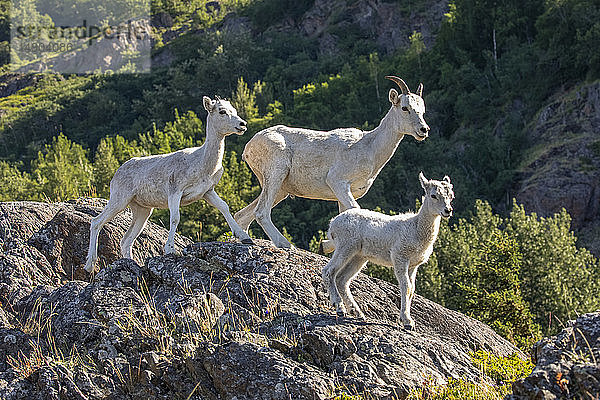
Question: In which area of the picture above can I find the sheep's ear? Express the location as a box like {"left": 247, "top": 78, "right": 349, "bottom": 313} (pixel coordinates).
{"left": 389, "top": 88, "right": 400, "bottom": 105}
{"left": 419, "top": 172, "right": 429, "bottom": 189}
{"left": 443, "top": 175, "right": 451, "bottom": 184}
{"left": 416, "top": 83, "right": 423, "bottom": 97}
{"left": 203, "top": 96, "right": 215, "bottom": 112}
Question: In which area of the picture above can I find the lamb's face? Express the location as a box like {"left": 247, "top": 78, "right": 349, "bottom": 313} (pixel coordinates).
{"left": 203, "top": 97, "right": 247, "bottom": 136}
{"left": 419, "top": 173, "right": 454, "bottom": 218}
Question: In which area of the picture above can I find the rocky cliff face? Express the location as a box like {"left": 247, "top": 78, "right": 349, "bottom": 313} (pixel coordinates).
{"left": 296, "top": 0, "right": 447, "bottom": 54}
{"left": 515, "top": 81, "right": 600, "bottom": 255}
{"left": 0, "top": 199, "right": 522, "bottom": 399}
{"left": 509, "top": 312, "right": 600, "bottom": 400}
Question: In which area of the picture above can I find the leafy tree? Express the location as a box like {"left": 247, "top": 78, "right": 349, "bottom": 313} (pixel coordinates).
{"left": 231, "top": 77, "right": 258, "bottom": 120}
{"left": 505, "top": 202, "right": 600, "bottom": 330}
{"left": 32, "top": 133, "right": 93, "bottom": 200}
{"left": 0, "top": 161, "right": 38, "bottom": 201}
{"left": 419, "top": 200, "right": 599, "bottom": 342}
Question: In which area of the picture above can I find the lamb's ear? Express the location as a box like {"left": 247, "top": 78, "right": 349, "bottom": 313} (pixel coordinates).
{"left": 416, "top": 83, "right": 423, "bottom": 97}
{"left": 419, "top": 172, "right": 429, "bottom": 189}
{"left": 389, "top": 88, "right": 400, "bottom": 105}
{"left": 203, "top": 96, "right": 215, "bottom": 112}
{"left": 443, "top": 175, "right": 451, "bottom": 184}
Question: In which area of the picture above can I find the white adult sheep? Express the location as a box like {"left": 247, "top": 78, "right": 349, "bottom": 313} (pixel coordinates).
{"left": 320, "top": 172, "right": 454, "bottom": 330}
{"left": 84, "top": 96, "right": 253, "bottom": 273}
{"left": 234, "top": 76, "right": 430, "bottom": 248}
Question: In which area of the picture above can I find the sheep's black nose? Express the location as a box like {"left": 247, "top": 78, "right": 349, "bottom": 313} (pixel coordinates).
{"left": 445, "top": 207, "right": 453, "bottom": 214}
{"left": 420, "top": 127, "right": 429, "bottom": 133}
{"left": 240, "top": 120, "right": 247, "bottom": 126}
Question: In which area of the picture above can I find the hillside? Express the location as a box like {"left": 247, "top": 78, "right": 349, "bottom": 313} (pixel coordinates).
{"left": 0, "top": 0, "right": 599, "bottom": 365}
{"left": 515, "top": 81, "right": 600, "bottom": 254}
{"left": 0, "top": 200, "right": 524, "bottom": 399}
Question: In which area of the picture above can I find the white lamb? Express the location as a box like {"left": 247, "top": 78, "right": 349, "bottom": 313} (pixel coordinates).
{"left": 320, "top": 172, "right": 454, "bottom": 330}
{"left": 84, "top": 96, "right": 253, "bottom": 273}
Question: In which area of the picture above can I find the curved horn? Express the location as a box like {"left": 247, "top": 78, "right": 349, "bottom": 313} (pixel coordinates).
{"left": 385, "top": 76, "right": 410, "bottom": 95}
{"left": 416, "top": 83, "right": 423, "bottom": 97}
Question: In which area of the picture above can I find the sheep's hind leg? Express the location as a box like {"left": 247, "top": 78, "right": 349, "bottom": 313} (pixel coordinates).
{"left": 254, "top": 166, "right": 292, "bottom": 248}
{"left": 120, "top": 203, "right": 153, "bottom": 260}
{"left": 335, "top": 255, "right": 368, "bottom": 320}
{"left": 407, "top": 265, "right": 419, "bottom": 310}
{"left": 234, "top": 191, "right": 288, "bottom": 234}
{"left": 322, "top": 246, "right": 355, "bottom": 317}
{"left": 393, "top": 257, "right": 414, "bottom": 330}
{"left": 164, "top": 193, "right": 182, "bottom": 254}
{"left": 85, "top": 197, "right": 129, "bottom": 273}
{"left": 204, "top": 189, "right": 254, "bottom": 244}
{"left": 234, "top": 197, "right": 259, "bottom": 232}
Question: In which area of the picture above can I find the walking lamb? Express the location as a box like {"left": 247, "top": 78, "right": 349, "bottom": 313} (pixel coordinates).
{"left": 85, "top": 96, "right": 253, "bottom": 273}
{"left": 234, "top": 76, "right": 430, "bottom": 248}
{"left": 321, "top": 172, "right": 454, "bottom": 330}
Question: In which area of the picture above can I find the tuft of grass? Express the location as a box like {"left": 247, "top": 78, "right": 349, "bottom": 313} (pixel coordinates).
{"left": 7, "top": 299, "right": 97, "bottom": 378}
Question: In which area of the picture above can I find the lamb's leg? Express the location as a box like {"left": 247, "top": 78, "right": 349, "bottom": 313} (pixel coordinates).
{"left": 164, "top": 193, "right": 182, "bottom": 254}
{"left": 204, "top": 189, "right": 254, "bottom": 244}
{"left": 322, "top": 246, "right": 355, "bottom": 316}
{"left": 335, "top": 255, "right": 368, "bottom": 320}
{"left": 393, "top": 257, "right": 414, "bottom": 330}
{"left": 408, "top": 265, "right": 419, "bottom": 308}
{"left": 85, "top": 198, "right": 129, "bottom": 273}
{"left": 254, "top": 168, "right": 292, "bottom": 248}
{"left": 120, "top": 203, "right": 153, "bottom": 259}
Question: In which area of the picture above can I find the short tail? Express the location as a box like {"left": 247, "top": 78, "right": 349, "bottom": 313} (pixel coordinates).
{"left": 319, "top": 231, "right": 335, "bottom": 254}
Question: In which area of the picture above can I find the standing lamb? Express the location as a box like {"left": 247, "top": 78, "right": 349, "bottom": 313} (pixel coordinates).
{"left": 234, "top": 76, "right": 430, "bottom": 248}
{"left": 84, "top": 96, "right": 253, "bottom": 273}
{"left": 320, "top": 172, "right": 454, "bottom": 330}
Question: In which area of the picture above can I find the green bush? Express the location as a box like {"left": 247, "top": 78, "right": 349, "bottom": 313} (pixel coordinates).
{"left": 407, "top": 351, "right": 533, "bottom": 400}
{"left": 419, "top": 200, "right": 599, "bottom": 344}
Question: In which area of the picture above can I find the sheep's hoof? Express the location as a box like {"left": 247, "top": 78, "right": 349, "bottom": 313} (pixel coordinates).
{"left": 241, "top": 238, "right": 255, "bottom": 245}
{"left": 403, "top": 323, "right": 415, "bottom": 331}
{"left": 335, "top": 306, "right": 347, "bottom": 318}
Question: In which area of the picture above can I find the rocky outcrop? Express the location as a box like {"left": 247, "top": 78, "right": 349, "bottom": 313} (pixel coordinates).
{"left": 515, "top": 81, "right": 600, "bottom": 254}
{"left": 0, "top": 200, "right": 523, "bottom": 399}
{"left": 509, "top": 312, "right": 600, "bottom": 400}
{"left": 299, "top": 0, "right": 447, "bottom": 54}
{"left": 0, "top": 198, "right": 191, "bottom": 304}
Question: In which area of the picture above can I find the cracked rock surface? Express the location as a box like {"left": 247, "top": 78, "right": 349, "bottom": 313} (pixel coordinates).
{"left": 0, "top": 199, "right": 523, "bottom": 399}
{"left": 509, "top": 312, "right": 600, "bottom": 400}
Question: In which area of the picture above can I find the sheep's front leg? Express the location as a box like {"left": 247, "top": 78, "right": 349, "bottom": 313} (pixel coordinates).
{"left": 326, "top": 178, "right": 360, "bottom": 212}
{"left": 165, "top": 192, "right": 182, "bottom": 254}
{"left": 393, "top": 257, "right": 415, "bottom": 330}
{"left": 204, "top": 189, "right": 254, "bottom": 244}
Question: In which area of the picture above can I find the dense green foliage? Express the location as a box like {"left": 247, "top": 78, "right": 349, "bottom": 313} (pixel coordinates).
{"left": 419, "top": 200, "right": 599, "bottom": 344}
{"left": 0, "top": 0, "right": 599, "bottom": 348}
{"left": 406, "top": 351, "right": 533, "bottom": 399}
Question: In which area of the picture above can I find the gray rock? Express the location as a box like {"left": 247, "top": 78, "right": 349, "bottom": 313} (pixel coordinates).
{"left": 509, "top": 312, "right": 600, "bottom": 399}
{"left": 0, "top": 200, "right": 524, "bottom": 399}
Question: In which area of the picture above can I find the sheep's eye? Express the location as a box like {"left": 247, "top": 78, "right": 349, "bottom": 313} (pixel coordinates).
{"left": 219, "top": 110, "right": 227, "bottom": 115}
{"left": 401, "top": 106, "right": 409, "bottom": 112}
{"left": 431, "top": 194, "right": 437, "bottom": 199}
